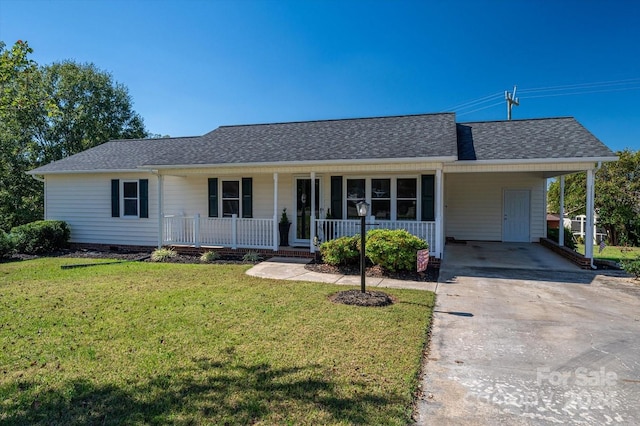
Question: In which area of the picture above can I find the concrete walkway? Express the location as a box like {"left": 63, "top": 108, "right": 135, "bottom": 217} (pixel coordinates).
{"left": 246, "top": 257, "right": 437, "bottom": 292}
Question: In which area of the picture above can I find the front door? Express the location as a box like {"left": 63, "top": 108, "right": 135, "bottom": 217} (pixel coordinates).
{"left": 294, "top": 178, "right": 320, "bottom": 246}
{"left": 503, "top": 189, "right": 530, "bottom": 242}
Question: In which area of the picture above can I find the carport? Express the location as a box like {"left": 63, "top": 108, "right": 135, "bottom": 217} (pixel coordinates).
{"left": 439, "top": 241, "right": 582, "bottom": 277}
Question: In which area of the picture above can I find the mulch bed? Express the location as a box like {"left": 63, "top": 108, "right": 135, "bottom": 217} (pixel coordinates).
{"left": 329, "top": 289, "right": 395, "bottom": 307}
{"left": 3, "top": 249, "right": 257, "bottom": 265}
{"left": 305, "top": 261, "right": 439, "bottom": 282}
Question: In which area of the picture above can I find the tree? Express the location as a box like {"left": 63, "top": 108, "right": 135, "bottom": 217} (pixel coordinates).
{"left": 0, "top": 40, "right": 148, "bottom": 231}
{"left": 547, "top": 149, "right": 640, "bottom": 246}
{"left": 37, "top": 61, "right": 147, "bottom": 163}
{"left": 0, "top": 40, "right": 48, "bottom": 230}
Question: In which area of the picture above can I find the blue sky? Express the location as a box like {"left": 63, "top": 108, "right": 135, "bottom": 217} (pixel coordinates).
{"left": 1, "top": 0, "right": 639, "bottom": 152}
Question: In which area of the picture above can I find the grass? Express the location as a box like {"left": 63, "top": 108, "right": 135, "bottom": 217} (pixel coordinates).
{"left": 0, "top": 258, "right": 434, "bottom": 425}
{"left": 576, "top": 244, "right": 640, "bottom": 263}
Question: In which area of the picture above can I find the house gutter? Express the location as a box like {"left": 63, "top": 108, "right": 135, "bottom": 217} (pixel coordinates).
{"left": 138, "top": 156, "right": 459, "bottom": 171}
{"left": 450, "top": 156, "right": 618, "bottom": 165}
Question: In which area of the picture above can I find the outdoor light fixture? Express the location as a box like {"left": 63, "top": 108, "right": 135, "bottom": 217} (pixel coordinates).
{"left": 356, "top": 200, "right": 369, "bottom": 217}
{"left": 356, "top": 200, "right": 369, "bottom": 293}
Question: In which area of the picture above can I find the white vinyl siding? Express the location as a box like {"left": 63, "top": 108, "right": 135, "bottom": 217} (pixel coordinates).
{"left": 445, "top": 172, "right": 545, "bottom": 242}
{"left": 45, "top": 173, "right": 157, "bottom": 246}
{"left": 163, "top": 175, "right": 279, "bottom": 218}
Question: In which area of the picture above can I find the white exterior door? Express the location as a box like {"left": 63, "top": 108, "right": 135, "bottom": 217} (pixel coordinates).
{"left": 503, "top": 189, "right": 530, "bottom": 242}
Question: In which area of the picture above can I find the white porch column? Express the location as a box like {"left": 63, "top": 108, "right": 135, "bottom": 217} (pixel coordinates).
{"left": 310, "top": 171, "right": 316, "bottom": 253}
{"left": 585, "top": 169, "right": 595, "bottom": 265}
{"left": 435, "top": 169, "right": 444, "bottom": 259}
{"left": 559, "top": 175, "right": 565, "bottom": 247}
{"left": 157, "top": 174, "right": 164, "bottom": 248}
{"left": 273, "top": 173, "right": 279, "bottom": 251}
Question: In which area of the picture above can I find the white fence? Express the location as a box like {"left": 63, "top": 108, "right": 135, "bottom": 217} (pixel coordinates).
{"left": 163, "top": 214, "right": 275, "bottom": 249}
{"left": 315, "top": 219, "right": 436, "bottom": 251}
{"left": 163, "top": 215, "right": 436, "bottom": 251}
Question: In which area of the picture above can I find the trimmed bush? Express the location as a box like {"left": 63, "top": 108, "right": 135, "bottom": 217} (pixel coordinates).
{"left": 151, "top": 248, "right": 177, "bottom": 262}
{"left": 622, "top": 258, "right": 640, "bottom": 279}
{"left": 365, "top": 229, "right": 428, "bottom": 272}
{"left": 0, "top": 230, "right": 15, "bottom": 258}
{"left": 200, "top": 251, "right": 221, "bottom": 263}
{"left": 10, "top": 220, "right": 70, "bottom": 254}
{"left": 320, "top": 235, "right": 359, "bottom": 266}
{"left": 547, "top": 226, "right": 577, "bottom": 250}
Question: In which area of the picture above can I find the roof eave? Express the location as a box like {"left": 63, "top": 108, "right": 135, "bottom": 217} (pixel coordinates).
{"left": 452, "top": 156, "right": 619, "bottom": 165}
{"left": 26, "top": 168, "right": 154, "bottom": 176}
{"left": 140, "top": 156, "right": 460, "bottom": 170}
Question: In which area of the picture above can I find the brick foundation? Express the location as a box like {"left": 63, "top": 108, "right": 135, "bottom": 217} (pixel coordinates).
{"left": 539, "top": 238, "right": 592, "bottom": 269}
{"left": 70, "top": 243, "right": 156, "bottom": 253}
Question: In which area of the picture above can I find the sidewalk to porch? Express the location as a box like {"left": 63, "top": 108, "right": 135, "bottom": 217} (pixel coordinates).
{"left": 246, "top": 257, "right": 438, "bottom": 292}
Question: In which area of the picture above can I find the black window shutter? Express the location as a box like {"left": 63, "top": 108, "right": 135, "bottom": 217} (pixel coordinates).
{"left": 242, "top": 177, "right": 253, "bottom": 218}
{"left": 139, "top": 179, "right": 149, "bottom": 218}
{"left": 111, "top": 179, "right": 120, "bottom": 217}
{"left": 421, "top": 175, "right": 435, "bottom": 221}
{"left": 330, "top": 176, "right": 343, "bottom": 219}
{"left": 208, "top": 178, "right": 218, "bottom": 217}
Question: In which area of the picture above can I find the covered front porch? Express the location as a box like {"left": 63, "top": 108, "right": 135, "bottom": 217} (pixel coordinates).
{"left": 155, "top": 165, "right": 446, "bottom": 257}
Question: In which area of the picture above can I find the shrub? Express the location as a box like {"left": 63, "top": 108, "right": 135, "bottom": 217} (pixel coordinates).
{"left": 0, "top": 230, "right": 15, "bottom": 258}
{"left": 151, "top": 248, "right": 177, "bottom": 262}
{"left": 10, "top": 220, "right": 70, "bottom": 254}
{"left": 320, "top": 235, "right": 359, "bottom": 266}
{"left": 365, "top": 229, "right": 428, "bottom": 272}
{"left": 547, "top": 226, "right": 577, "bottom": 250}
{"left": 200, "top": 251, "right": 220, "bottom": 263}
{"left": 622, "top": 258, "right": 640, "bottom": 279}
{"left": 242, "top": 251, "right": 262, "bottom": 262}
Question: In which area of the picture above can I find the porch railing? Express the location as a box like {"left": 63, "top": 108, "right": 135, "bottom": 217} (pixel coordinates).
{"left": 163, "top": 214, "right": 275, "bottom": 250}
{"left": 315, "top": 218, "right": 436, "bottom": 250}
{"left": 163, "top": 215, "right": 436, "bottom": 252}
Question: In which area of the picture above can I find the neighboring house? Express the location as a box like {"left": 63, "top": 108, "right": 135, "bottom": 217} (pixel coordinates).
{"left": 28, "top": 113, "right": 617, "bottom": 260}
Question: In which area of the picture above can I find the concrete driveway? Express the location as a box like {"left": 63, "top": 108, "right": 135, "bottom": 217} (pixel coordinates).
{"left": 416, "top": 243, "right": 640, "bottom": 425}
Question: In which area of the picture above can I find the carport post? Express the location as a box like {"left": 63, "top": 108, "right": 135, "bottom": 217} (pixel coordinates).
{"left": 585, "top": 169, "right": 595, "bottom": 265}
{"left": 559, "top": 175, "right": 565, "bottom": 247}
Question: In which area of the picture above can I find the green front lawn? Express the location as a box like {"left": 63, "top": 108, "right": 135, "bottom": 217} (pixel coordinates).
{"left": 0, "top": 258, "right": 434, "bottom": 425}
{"left": 577, "top": 244, "right": 640, "bottom": 263}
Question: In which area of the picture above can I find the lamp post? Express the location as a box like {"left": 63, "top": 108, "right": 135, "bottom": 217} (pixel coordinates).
{"left": 356, "top": 200, "right": 369, "bottom": 293}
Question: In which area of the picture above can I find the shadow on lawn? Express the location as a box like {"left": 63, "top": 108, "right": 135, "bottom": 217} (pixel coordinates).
{"left": 2, "top": 355, "right": 404, "bottom": 425}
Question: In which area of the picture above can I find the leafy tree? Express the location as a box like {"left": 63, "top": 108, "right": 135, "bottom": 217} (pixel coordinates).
{"left": 0, "top": 40, "right": 48, "bottom": 230}
{"left": 37, "top": 61, "right": 146, "bottom": 163}
{"left": 0, "top": 40, "right": 147, "bottom": 231}
{"left": 547, "top": 149, "right": 640, "bottom": 246}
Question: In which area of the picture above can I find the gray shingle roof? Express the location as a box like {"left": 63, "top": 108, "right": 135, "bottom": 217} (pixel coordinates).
{"left": 29, "top": 113, "right": 458, "bottom": 173}
{"left": 28, "top": 113, "right": 615, "bottom": 175}
{"left": 456, "top": 117, "right": 615, "bottom": 161}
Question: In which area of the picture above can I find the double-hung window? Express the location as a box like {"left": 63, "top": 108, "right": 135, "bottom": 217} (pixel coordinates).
{"left": 122, "top": 181, "right": 139, "bottom": 217}
{"left": 222, "top": 180, "right": 240, "bottom": 217}
{"left": 111, "top": 179, "right": 148, "bottom": 219}
{"left": 396, "top": 178, "right": 417, "bottom": 220}
{"left": 346, "top": 178, "right": 365, "bottom": 219}
{"left": 344, "top": 177, "right": 419, "bottom": 221}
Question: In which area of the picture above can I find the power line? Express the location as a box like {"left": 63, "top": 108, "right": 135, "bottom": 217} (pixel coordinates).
{"left": 520, "top": 85, "right": 640, "bottom": 99}
{"left": 445, "top": 91, "right": 503, "bottom": 112}
{"left": 455, "top": 101, "right": 505, "bottom": 117}
{"left": 518, "top": 77, "right": 640, "bottom": 94}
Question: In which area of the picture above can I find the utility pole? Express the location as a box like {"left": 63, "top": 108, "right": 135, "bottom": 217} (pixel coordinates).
{"left": 505, "top": 85, "right": 519, "bottom": 120}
